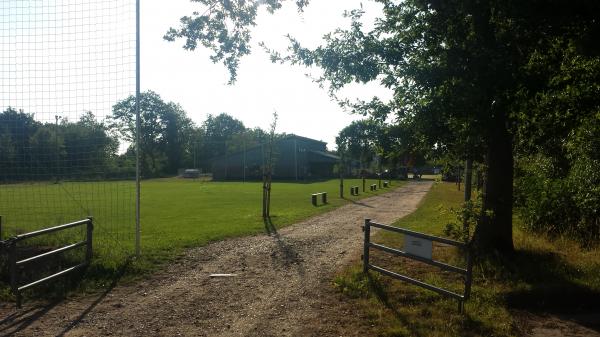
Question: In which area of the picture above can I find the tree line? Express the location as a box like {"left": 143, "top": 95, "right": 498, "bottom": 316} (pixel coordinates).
{"left": 0, "top": 90, "right": 277, "bottom": 181}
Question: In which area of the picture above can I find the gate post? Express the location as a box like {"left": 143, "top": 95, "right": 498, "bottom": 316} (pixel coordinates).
{"left": 9, "top": 240, "right": 21, "bottom": 308}
{"left": 86, "top": 217, "right": 94, "bottom": 264}
{"left": 363, "top": 219, "right": 371, "bottom": 274}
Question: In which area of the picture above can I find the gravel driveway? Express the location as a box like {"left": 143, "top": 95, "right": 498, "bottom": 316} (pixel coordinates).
{"left": 0, "top": 181, "right": 432, "bottom": 337}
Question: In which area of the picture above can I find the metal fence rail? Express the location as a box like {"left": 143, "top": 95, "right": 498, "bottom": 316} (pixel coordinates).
{"left": 362, "top": 218, "right": 473, "bottom": 312}
{"left": 7, "top": 218, "right": 93, "bottom": 308}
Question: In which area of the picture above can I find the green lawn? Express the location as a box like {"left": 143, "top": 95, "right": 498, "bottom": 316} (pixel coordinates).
{"left": 138, "top": 178, "right": 401, "bottom": 262}
{"left": 333, "top": 182, "right": 600, "bottom": 337}
{"left": 0, "top": 177, "right": 403, "bottom": 293}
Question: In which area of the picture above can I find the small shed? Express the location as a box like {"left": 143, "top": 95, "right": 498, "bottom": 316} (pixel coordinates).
{"left": 182, "top": 169, "right": 200, "bottom": 178}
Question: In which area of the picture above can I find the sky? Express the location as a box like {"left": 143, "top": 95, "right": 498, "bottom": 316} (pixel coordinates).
{"left": 1, "top": 0, "right": 391, "bottom": 150}
{"left": 142, "top": 0, "right": 392, "bottom": 149}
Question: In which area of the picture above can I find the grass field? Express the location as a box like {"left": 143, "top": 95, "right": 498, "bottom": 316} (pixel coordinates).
{"left": 0, "top": 177, "right": 403, "bottom": 294}
{"left": 334, "top": 182, "right": 600, "bottom": 337}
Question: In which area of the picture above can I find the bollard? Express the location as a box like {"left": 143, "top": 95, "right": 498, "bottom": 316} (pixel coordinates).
{"left": 321, "top": 192, "right": 327, "bottom": 204}
{"left": 311, "top": 194, "right": 318, "bottom": 206}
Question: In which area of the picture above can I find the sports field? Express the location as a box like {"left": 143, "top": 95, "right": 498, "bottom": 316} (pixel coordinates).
{"left": 0, "top": 178, "right": 402, "bottom": 277}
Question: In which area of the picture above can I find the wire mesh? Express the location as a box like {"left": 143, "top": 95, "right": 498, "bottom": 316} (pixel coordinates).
{"left": 0, "top": 0, "right": 137, "bottom": 259}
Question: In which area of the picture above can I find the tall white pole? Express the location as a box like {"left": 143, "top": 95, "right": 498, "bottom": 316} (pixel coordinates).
{"left": 135, "top": 0, "right": 141, "bottom": 257}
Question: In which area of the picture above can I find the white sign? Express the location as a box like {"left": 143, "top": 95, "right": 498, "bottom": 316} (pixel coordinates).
{"left": 404, "top": 234, "right": 432, "bottom": 260}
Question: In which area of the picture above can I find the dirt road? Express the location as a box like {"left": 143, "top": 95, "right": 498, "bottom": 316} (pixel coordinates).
{"left": 0, "top": 181, "right": 432, "bottom": 337}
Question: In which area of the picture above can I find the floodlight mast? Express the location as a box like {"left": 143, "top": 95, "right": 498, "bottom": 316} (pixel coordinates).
{"left": 135, "top": 0, "right": 141, "bottom": 257}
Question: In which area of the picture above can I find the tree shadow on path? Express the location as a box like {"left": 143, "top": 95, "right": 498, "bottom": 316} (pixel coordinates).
{"left": 263, "top": 216, "right": 305, "bottom": 276}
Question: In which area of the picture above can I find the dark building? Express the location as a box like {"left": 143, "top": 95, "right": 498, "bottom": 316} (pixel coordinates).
{"left": 211, "top": 135, "right": 339, "bottom": 181}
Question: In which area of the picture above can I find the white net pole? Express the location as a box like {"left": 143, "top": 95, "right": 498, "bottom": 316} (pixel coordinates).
{"left": 135, "top": 0, "right": 141, "bottom": 257}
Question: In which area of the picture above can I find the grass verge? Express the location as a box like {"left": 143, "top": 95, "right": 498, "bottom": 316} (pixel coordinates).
{"left": 333, "top": 182, "right": 600, "bottom": 337}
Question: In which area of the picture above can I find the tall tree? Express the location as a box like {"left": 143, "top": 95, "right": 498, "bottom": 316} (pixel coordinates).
{"left": 61, "top": 112, "right": 118, "bottom": 178}
{"left": 0, "top": 108, "right": 39, "bottom": 180}
{"left": 201, "top": 113, "right": 247, "bottom": 160}
{"left": 336, "top": 120, "right": 378, "bottom": 174}
{"left": 111, "top": 91, "right": 195, "bottom": 177}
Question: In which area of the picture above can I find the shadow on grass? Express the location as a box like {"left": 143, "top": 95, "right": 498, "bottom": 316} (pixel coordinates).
{"left": 0, "top": 258, "right": 131, "bottom": 336}
{"left": 264, "top": 215, "right": 277, "bottom": 236}
{"left": 498, "top": 249, "right": 600, "bottom": 332}
{"left": 362, "top": 271, "right": 499, "bottom": 337}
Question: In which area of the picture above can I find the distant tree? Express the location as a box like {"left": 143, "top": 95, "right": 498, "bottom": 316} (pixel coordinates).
{"left": 336, "top": 120, "right": 377, "bottom": 174}
{"left": 0, "top": 108, "right": 39, "bottom": 180}
{"left": 201, "top": 113, "right": 246, "bottom": 160}
{"left": 111, "top": 90, "right": 195, "bottom": 177}
{"left": 226, "top": 127, "right": 268, "bottom": 154}
{"left": 61, "top": 112, "right": 119, "bottom": 178}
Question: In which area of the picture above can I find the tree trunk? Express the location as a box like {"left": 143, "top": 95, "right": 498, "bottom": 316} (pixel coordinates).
{"left": 266, "top": 174, "right": 272, "bottom": 217}
{"left": 463, "top": 158, "right": 473, "bottom": 242}
{"left": 339, "top": 154, "right": 344, "bottom": 198}
{"left": 474, "top": 114, "right": 514, "bottom": 253}
{"left": 464, "top": 159, "right": 473, "bottom": 202}
{"left": 339, "top": 170, "right": 344, "bottom": 199}
{"left": 262, "top": 179, "right": 267, "bottom": 218}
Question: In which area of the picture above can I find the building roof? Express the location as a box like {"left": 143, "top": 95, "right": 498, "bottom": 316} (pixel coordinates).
{"left": 308, "top": 150, "right": 340, "bottom": 161}
{"left": 284, "top": 134, "right": 327, "bottom": 145}
{"left": 210, "top": 134, "right": 330, "bottom": 161}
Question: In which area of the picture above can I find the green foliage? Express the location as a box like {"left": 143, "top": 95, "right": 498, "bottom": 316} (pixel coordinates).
{"left": 164, "top": 0, "right": 309, "bottom": 83}
{"left": 333, "top": 266, "right": 378, "bottom": 299}
{"left": 0, "top": 107, "right": 120, "bottom": 181}
{"left": 515, "top": 153, "right": 600, "bottom": 246}
{"left": 513, "top": 30, "right": 600, "bottom": 245}
{"left": 336, "top": 119, "right": 379, "bottom": 171}
{"left": 202, "top": 113, "right": 246, "bottom": 156}
{"left": 110, "top": 90, "right": 196, "bottom": 177}
{"left": 443, "top": 196, "right": 483, "bottom": 243}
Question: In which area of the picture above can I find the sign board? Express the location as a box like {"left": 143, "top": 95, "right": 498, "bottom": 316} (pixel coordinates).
{"left": 404, "top": 234, "right": 432, "bottom": 260}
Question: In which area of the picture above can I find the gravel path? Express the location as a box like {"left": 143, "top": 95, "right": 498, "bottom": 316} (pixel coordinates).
{"left": 0, "top": 181, "right": 432, "bottom": 337}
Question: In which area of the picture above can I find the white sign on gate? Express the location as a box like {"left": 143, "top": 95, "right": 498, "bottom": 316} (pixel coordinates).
{"left": 404, "top": 234, "right": 433, "bottom": 260}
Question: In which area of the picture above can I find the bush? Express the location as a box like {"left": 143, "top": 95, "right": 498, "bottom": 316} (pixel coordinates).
{"left": 515, "top": 152, "right": 600, "bottom": 246}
